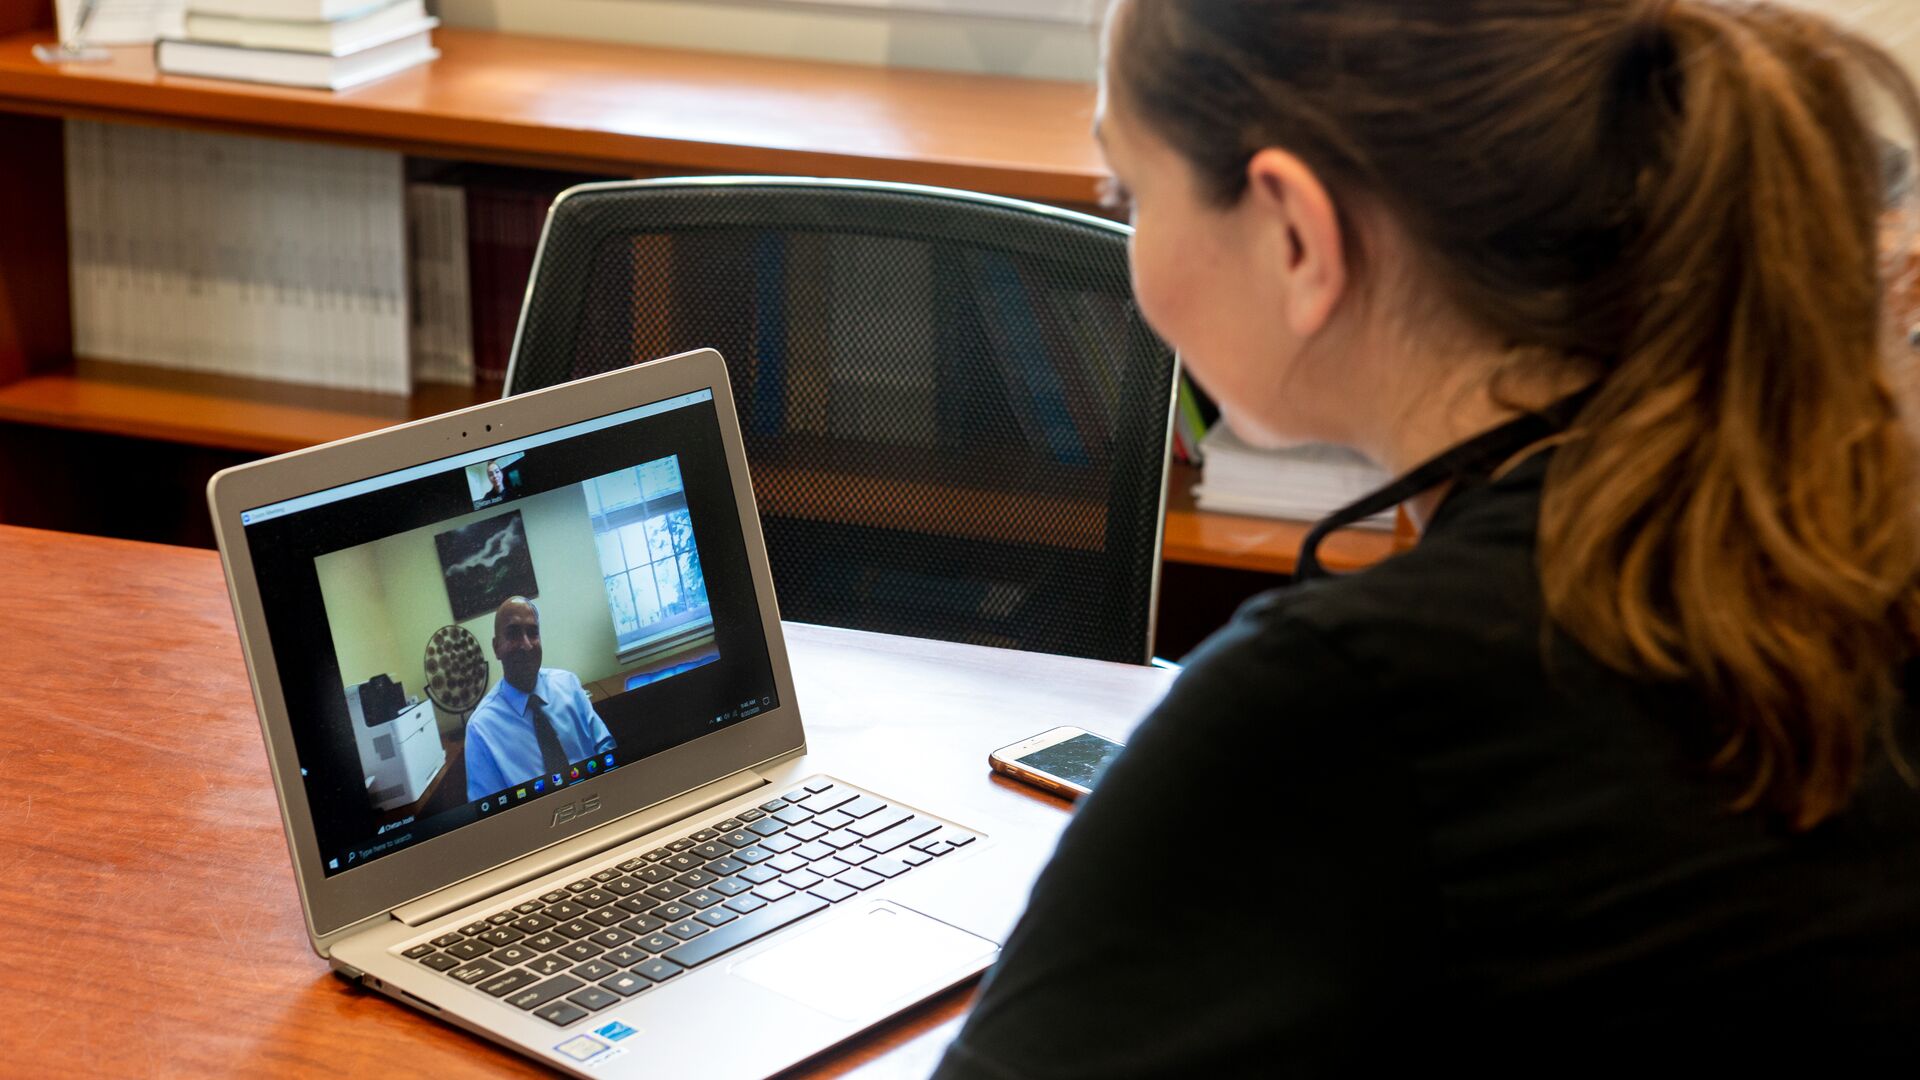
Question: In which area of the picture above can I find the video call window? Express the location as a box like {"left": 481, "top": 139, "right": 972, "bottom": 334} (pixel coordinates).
{"left": 586, "top": 456, "right": 713, "bottom": 661}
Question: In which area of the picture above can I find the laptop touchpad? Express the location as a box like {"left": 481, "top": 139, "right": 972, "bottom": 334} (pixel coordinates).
{"left": 731, "top": 900, "right": 999, "bottom": 1022}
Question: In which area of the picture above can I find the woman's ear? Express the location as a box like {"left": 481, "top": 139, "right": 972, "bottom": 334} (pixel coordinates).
{"left": 1245, "top": 148, "right": 1347, "bottom": 338}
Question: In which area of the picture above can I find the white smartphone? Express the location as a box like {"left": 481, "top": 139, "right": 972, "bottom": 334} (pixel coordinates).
{"left": 988, "top": 725, "right": 1126, "bottom": 800}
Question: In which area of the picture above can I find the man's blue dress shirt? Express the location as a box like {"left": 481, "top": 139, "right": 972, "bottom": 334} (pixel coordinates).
{"left": 464, "top": 668, "right": 615, "bottom": 800}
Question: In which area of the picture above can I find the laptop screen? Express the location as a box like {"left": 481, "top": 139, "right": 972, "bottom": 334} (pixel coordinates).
{"left": 240, "top": 389, "right": 781, "bottom": 877}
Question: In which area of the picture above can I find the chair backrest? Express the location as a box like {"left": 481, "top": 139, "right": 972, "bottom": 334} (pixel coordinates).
{"left": 506, "top": 178, "right": 1178, "bottom": 664}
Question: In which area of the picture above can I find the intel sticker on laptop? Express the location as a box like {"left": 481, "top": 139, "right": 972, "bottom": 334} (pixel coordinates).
{"left": 554, "top": 1034, "right": 625, "bottom": 1066}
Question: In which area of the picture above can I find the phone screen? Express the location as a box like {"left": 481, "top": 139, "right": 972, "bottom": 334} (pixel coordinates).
{"left": 1015, "top": 732, "right": 1124, "bottom": 791}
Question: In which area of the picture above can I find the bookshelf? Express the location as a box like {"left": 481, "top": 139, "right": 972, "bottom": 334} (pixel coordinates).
{"left": 0, "top": 7, "right": 1392, "bottom": 579}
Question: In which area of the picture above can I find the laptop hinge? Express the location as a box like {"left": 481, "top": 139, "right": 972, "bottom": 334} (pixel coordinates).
{"left": 391, "top": 768, "right": 768, "bottom": 927}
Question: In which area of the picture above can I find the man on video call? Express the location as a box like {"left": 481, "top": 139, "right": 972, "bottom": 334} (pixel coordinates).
{"left": 464, "top": 596, "right": 616, "bottom": 801}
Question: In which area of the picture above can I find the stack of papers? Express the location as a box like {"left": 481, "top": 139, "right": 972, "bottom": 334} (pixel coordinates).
{"left": 1193, "top": 423, "right": 1395, "bottom": 528}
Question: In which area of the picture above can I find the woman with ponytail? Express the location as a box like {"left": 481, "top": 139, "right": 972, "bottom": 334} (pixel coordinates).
{"left": 935, "top": 1, "right": 1920, "bottom": 1073}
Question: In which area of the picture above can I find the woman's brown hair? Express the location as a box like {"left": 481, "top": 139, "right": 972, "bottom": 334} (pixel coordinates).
{"left": 1112, "top": 0, "right": 1920, "bottom": 829}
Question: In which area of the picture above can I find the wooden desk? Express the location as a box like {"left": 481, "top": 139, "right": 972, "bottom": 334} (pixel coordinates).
{"left": 0, "top": 524, "right": 1176, "bottom": 1076}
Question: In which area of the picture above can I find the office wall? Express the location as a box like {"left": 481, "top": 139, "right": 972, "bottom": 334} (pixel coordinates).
{"left": 436, "top": 0, "right": 1101, "bottom": 80}
{"left": 316, "top": 483, "right": 616, "bottom": 736}
{"left": 438, "top": 0, "right": 1916, "bottom": 84}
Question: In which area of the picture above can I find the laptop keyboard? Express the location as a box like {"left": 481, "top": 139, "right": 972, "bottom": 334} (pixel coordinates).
{"left": 397, "top": 777, "right": 978, "bottom": 1028}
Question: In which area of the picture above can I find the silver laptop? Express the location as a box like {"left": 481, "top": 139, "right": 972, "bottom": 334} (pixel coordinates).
{"left": 209, "top": 349, "right": 1005, "bottom": 1077}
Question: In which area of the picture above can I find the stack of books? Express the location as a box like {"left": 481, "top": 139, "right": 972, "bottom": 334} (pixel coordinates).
{"left": 156, "top": 0, "right": 438, "bottom": 91}
{"left": 1194, "top": 423, "right": 1395, "bottom": 527}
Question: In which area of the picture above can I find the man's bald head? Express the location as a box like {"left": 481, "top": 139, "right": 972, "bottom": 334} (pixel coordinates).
{"left": 493, "top": 595, "right": 543, "bottom": 692}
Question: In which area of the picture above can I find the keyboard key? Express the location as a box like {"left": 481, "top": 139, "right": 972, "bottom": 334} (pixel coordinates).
{"left": 900, "top": 849, "right": 934, "bottom": 867}
{"left": 619, "top": 915, "right": 667, "bottom": 937}
{"left": 546, "top": 902, "right": 587, "bottom": 921}
{"left": 811, "top": 881, "right": 859, "bottom": 904}
{"left": 558, "top": 941, "right": 603, "bottom": 962}
{"left": 615, "top": 895, "right": 659, "bottom": 916}
{"left": 805, "top": 779, "right": 835, "bottom": 793}
{"left": 724, "top": 893, "right": 769, "bottom": 914}
{"left": 705, "top": 857, "right": 746, "bottom": 877}
{"left": 716, "top": 818, "right": 745, "bottom": 832}
{"left": 683, "top": 890, "right": 723, "bottom": 909}
{"left": 633, "top": 958, "right": 684, "bottom": 983}
{"left": 535, "top": 1001, "right": 590, "bottom": 1027}
{"left": 783, "top": 870, "right": 824, "bottom": 891}
{"left": 403, "top": 943, "right": 436, "bottom": 959}
{"left": 711, "top": 876, "right": 753, "bottom": 897}
{"left": 772, "top": 806, "right": 813, "bottom": 827}
{"left": 605, "top": 946, "right": 647, "bottom": 967}
{"left": 653, "top": 903, "right": 696, "bottom": 922}
{"left": 691, "top": 829, "right": 720, "bottom": 843}
{"left": 445, "top": 940, "right": 492, "bottom": 960}
{"left": 566, "top": 987, "right": 622, "bottom": 1012}
{"left": 643, "top": 847, "right": 674, "bottom": 862}
{"left": 768, "top": 852, "right": 808, "bottom": 874}
{"left": 814, "top": 810, "right": 855, "bottom": 831}
{"left": 637, "top": 933, "right": 679, "bottom": 953}
{"left": 695, "top": 907, "right": 739, "bottom": 928}
{"left": 753, "top": 882, "right": 797, "bottom": 902}
{"left": 645, "top": 883, "right": 691, "bottom": 902}
{"left": 740, "top": 865, "right": 781, "bottom": 885}
{"left": 838, "top": 795, "right": 888, "bottom": 819}
{"left": 604, "top": 877, "right": 644, "bottom": 897}
{"left": 487, "top": 912, "right": 517, "bottom": 926}
{"left": 721, "top": 831, "right": 758, "bottom": 849}
{"left": 941, "top": 830, "right": 978, "bottom": 847}
{"left": 860, "top": 818, "right": 940, "bottom": 854}
{"left": 668, "top": 838, "right": 698, "bottom": 852}
{"left": 539, "top": 890, "right": 569, "bottom": 904}
{"left": 616, "top": 856, "right": 647, "bottom": 873}
{"left": 747, "top": 818, "right": 787, "bottom": 838}
{"left": 458, "top": 921, "right": 491, "bottom": 937}
{"left": 864, "top": 856, "right": 911, "bottom": 878}
{"left": 420, "top": 952, "right": 461, "bottom": 971}
{"left": 674, "top": 869, "right": 719, "bottom": 888}
{"left": 566, "top": 880, "right": 596, "bottom": 893}
{"left": 693, "top": 842, "right": 732, "bottom": 861}
{"left": 601, "top": 972, "right": 651, "bottom": 996}
{"left": 586, "top": 908, "right": 627, "bottom": 928}
{"left": 479, "top": 968, "right": 541, "bottom": 997}
{"left": 662, "top": 894, "right": 829, "bottom": 969}
{"left": 758, "top": 799, "right": 789, "bottom": 813}
{"left": 793, "top": 842, "right": 834, "bottom": 862}
{"left": 577, "top": 889, "right": 616, "bottom": 908}
{"left": 493, "top": 944, "right": 538, "bottom": 966}
{"left": 573, "top": 959, "right": 619, "bottom": 982}
{"left": 738, "top": 808, "right": 766, "bottom": 823}
{"left": 849, "top": 807, "right": 912, "bottom": 838}
{"left": 820, "top": 830, "right": 862, "bottom": 850}
{"left": 507, "top": 974, "right": 584, "bottom": 1011}
{"left": 811, "top": 858, "right": 852, "bottom": 878}
{"left": 477, "top": 927, "right": 523, "bottom": 947}
{"left": 636, "top": 865, "right": 677, "bottom": 885}
{"left": 798, "top": 789, "right": 858, "bottom": 815}
{"left": 557, "top": 920, "right": 598, "bottom": 939}
{"left": 924, "top": 841, "right": 957, "bottom": 857}
{"left": 665, "top": 920, "right": 708, "bottom": 941}
{"left": 430, "top": 932, "right": 464, "bottom": 948}
{"left": 664, "top": 853, "right": 704, "bottom": 872}
{"left": 759, "top": 834, "right": 802, "bottom": 854}
{"left": 527, "top": 955, "right": 573, "bottom": 977}
{"left": 838, "top": 847, "right": 876, "bottom": 866}
{"left": 512, "top": 914, "right": 558, "bottom": 934}
{"left": 512, "top": 900, "right": 544, "bottom": 915}
{"left": 449, "top": 958, "right": 503, "bottom": 984}
{"left": 589, "top": 929, "right": 635, "bottom": 949}
{"left": 782, "top": 788, "right": 809, "bottom": 802}
{"left": 525, "top": 932, "right": 566, "bottom": 952}
{"left": 838, "top": 868, "right": 885, "bottom": 891}
{"left": 591, "top": 869, "right": 622, "bottom": 883}
{"left": 788, "top": 823, "right": 829, "bottom": 843}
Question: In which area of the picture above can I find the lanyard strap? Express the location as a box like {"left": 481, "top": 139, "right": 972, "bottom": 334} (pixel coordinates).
{"left": 1294, "top": 388, "right": 1595, "bottom": 581}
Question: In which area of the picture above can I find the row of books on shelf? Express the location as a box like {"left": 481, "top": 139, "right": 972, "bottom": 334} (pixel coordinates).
{"left": 156, "top": 0, "right": 438, "bottom": 91}
{"left": 65, "top": 120, "right": 580, "bottom": 395}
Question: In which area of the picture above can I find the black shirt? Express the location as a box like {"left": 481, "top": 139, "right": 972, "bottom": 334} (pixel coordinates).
{"left": 933, "top": 450, "right": 1920, "bottom": 1076}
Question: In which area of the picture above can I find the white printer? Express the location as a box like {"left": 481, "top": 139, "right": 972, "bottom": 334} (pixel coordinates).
{"left": 346, "top": 676, "right": 447, "bottom": 812}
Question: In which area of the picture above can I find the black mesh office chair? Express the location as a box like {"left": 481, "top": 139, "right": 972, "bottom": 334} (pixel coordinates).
{"left": 505, "top": 178, "right": 1178, "bottom": 664}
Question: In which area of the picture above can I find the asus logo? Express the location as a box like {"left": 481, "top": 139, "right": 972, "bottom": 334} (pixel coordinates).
{"left": 551, "top": 793, "right": 602, "bottom": 828}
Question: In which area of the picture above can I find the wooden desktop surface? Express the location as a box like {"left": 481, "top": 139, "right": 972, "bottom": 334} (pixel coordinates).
{"left": 0, "top": 524, "right": 1176, "bottom": 1077}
